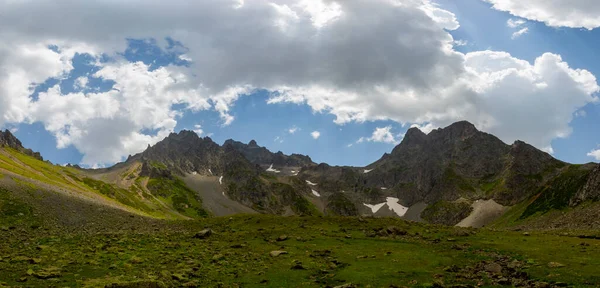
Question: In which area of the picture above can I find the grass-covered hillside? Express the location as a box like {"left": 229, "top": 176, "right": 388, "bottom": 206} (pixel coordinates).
{"left": 0, "top": 147, "right": 198, "bottom": 221}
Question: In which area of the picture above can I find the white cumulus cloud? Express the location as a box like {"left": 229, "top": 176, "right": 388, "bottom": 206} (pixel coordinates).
{"left": 588, "top": 149, "right": 600, "bottom": 161}
{"left": 357, "top": 126, "right": 403, "bottom": 145}
{"left": 311, "top": 131, "right": 321, "bottom": 139}
{"left": 368, "top": 126, "right": 399, "bottom": 144}
{"left": 193, "top": 124, "right": 204, "bottom": 136}
{"left": 0, "top": 0, "right": 597, "bottom": 165}
{"left": 487, "top": 0, "right": 600, "bottom": 30}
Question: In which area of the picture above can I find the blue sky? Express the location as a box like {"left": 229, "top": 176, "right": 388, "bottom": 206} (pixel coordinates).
{"left": 1, "top": 0, "right": 600, "bottom": 167}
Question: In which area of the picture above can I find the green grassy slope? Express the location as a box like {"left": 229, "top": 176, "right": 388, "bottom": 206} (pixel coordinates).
{"left": 0, "top": 148, "right": 189, "bottom": 220}
{"left": 489, "top": 165, "right": 600, "bottom": 230}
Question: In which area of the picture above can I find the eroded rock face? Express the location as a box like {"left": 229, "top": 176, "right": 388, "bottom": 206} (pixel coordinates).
{"left": 0, "top": 130, "right": 43, "bottom": 161}
{"left": 570, "top": 164, "right": 600, "bottom": 206}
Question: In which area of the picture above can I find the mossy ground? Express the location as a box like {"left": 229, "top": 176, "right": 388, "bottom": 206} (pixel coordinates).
{"left": 1, "top": 215, "right": 599, "bottom": 287}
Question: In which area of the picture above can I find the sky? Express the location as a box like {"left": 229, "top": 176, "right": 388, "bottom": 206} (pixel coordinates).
{"left": 1, "top": 0, "right": 600, "bottom": 168}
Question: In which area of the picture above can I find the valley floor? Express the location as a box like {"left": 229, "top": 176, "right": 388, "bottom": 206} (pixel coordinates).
{"left": 1, "top": 215, "right": 599, "bottom": 287}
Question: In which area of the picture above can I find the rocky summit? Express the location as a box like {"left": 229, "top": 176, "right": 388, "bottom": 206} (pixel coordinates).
{"left": 1, "top": 121, "right": 600, "bottom": 287}
{"left": 0, "top": 130, "right": 43, "bottom": 161}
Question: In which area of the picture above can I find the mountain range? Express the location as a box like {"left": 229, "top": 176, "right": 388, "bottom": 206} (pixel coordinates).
{"left": 1, "top": 121, "right": 599, "bottom": 230}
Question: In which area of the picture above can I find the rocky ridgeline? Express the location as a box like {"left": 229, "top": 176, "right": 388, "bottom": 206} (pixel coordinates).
{"left": 0, "top": 130, "right": 43, "bottom": 161}
{"left": 223, "top": 139, "right": 315, "bottom": 169}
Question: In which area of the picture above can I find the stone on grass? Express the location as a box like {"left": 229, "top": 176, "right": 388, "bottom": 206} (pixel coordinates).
{"left": 484, "top": 262, "right": 502, "bottom": 274}
{"left": 270, "top": 250, "right": 288, "bottom": 257}
{"left": 548, "top": 262, "right": 565, "bottom": 268}
{"left": 193, "top": 229, "right": 212, "bottom": 239}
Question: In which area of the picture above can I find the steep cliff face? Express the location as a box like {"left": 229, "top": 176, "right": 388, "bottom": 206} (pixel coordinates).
{"left": 570, "top": 164, "right": 600, "bottom": 206}
{"left": 0, "top": 130, "right": 43, "bottom": 161}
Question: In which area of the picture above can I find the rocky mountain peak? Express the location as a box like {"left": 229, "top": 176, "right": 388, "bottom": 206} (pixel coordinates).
{"left": 248, "top": 140, "right": 258, "bottom": 147}
{"left": 429, "top": 120, "right": 478, "bottom": 140}
{"left": 0, "top": 130, "right": 22, "bottom": 148}
{"left": 0, "top": 130, "right": 43, "bottom": 161}
{"left": 400, "top": 127, "right": 427, "bottom": 146}
{"left": 168, "top": 130, "right": 200, "bottom": 140}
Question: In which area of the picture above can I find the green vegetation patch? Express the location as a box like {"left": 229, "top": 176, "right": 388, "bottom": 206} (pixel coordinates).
{"left": 325, "top": 193, "right": 358, "bottom": 216}
{"left": 520, "top": 166, "right": 592, "bottom": 219}
{"left": 271, "top": 182, "right": 321, "bottom": 216}
{"left": 441, "top": 167, "right": 476, "bottom": 193}
{"left": 147, "top": 177, "right": 209, "bottom": 218}
{"left": 421, "top": 200, "right": 473, "bottom": 226}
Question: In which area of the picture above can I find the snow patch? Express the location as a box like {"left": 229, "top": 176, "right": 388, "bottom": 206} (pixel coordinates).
{"left": 192, "top": 171, "right": 197, "bottom": 175}
{"left": 380, "top": 187, "right": 387, "bottom": 190}
{"left": 208, "top": 169, "right": 213, "bottom": 175}
{"left": 363, "top": 169, "right": 374, "bottom": 174}
{"left": 305, "top": 180, "right": 318, "bottom": 186}
{"left": 363, "top": 202, "right": 386, "bottom": 213}
{"left": 219, "top": 176, "right": 223, "bottom": 185}
{"left": 266, "top": 164, "right": 281, "bottom": 173}
{"left": 363, "top": 197, "right": 409, "bottom": 217}
{"left": 386, "top": 197, "right": 408, "bottom": 217}
{"left": 311, "top": 189, "right": 321, "bottom": 197}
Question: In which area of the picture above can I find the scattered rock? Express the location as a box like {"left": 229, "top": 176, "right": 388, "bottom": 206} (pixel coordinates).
{"left": 33, "top": 267, "right": 61, "bottom": 279}
{"left": 443, "top": 265, "right": 460, "bottom": 273}
{"left": 277, "top": 235, "right": 288, "bottom": 242}
{"left": 230, "top": 243, "right": 247, "bottom": 248}
{"left": 451, "top": 229, "right": 474, "bottom": 237}
{"left": 386, "top": 226, "right": 407, "bottom": 236}
{"left": 291, "top": 260, "right": 305, "bottom": 270}
{"left": 523, "top": 232, "right": 530, "bottom": 236}
{"left": 193, "top": 229, "right": 212, "bottom": 239}
{"left": 507, "top": 260, "right": 522, "bottom": 269}
{"left": 548, "top": 262, "right": 565, "bottom": 268}
{"left": 334, "top": 284, "right": 356, "bottom": 288}
{"left": 105, "top": 280, "right": 167, "bottom": 288}
{"left": 484, "top": 262, "right": 502, "bottom": 274}
{"left": 270, "top": 251, "right": 288, "bottom": 257}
